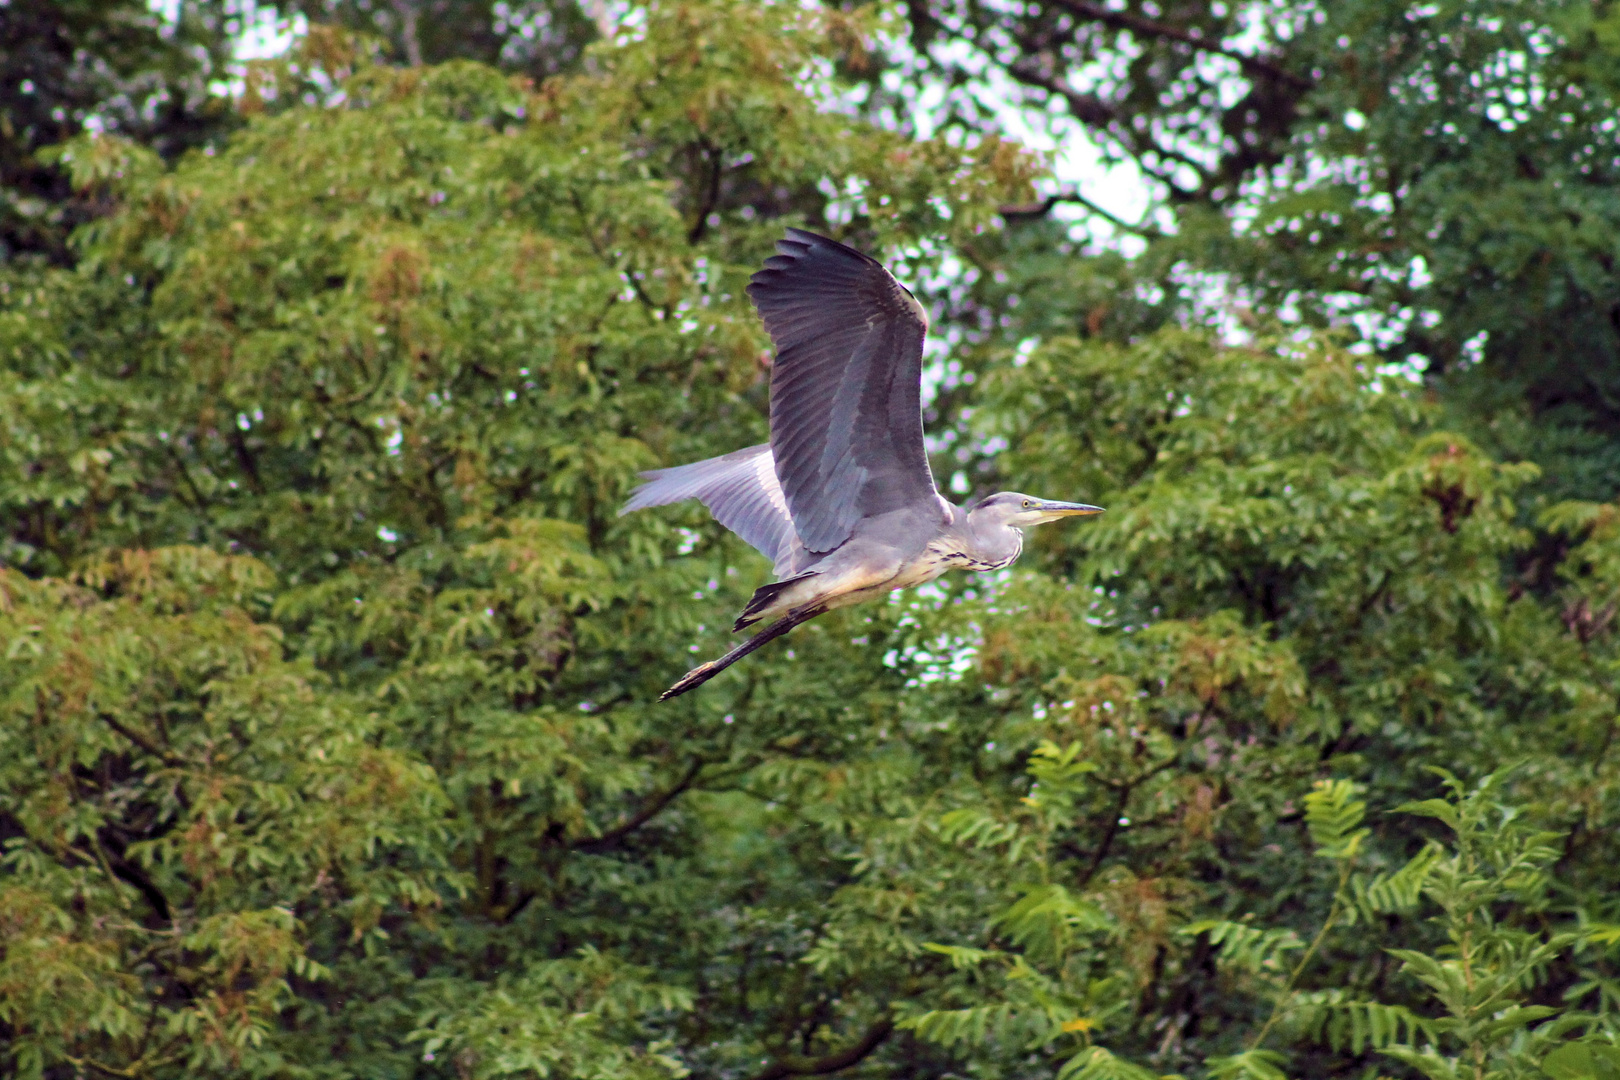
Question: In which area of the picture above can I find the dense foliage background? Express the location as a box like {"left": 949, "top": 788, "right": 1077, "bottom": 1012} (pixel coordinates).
{"left": 4, "top": 1, "right": 1620, "bottom": 1078}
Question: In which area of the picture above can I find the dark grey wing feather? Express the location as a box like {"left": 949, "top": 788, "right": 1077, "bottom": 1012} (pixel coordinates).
{"left": 621, "top": 444, "right": 806, "bottom": 575}
{"left": 746, "top": 228, "right": 940, "bottom": 554}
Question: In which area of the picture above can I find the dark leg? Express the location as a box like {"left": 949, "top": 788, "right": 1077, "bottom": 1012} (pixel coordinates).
{"left": 660, "top": 606, "right": 826, "bottom": 701}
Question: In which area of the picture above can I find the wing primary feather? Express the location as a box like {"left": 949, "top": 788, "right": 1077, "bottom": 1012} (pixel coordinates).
{"left": 747, "top": 228, "right": 940, "bottom": 553}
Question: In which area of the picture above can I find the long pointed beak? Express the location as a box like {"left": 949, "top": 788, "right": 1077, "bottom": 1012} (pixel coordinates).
{"left": 1039, "top": 501, "right": 1105, "bottom": 518}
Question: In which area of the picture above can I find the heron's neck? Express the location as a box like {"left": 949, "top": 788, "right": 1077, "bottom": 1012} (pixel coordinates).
{"left": 956, "top": 506, "right": 1024, "bottom": 569}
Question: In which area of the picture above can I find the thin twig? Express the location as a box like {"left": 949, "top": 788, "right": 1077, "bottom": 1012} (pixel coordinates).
{"left": 1049, "top": 0, "right": 1311, "bottom": 89}
{"left": 1249, "top": 856, "right": 1354, "bottom": 1050}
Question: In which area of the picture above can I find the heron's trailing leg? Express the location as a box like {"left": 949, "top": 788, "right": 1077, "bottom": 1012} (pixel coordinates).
{"left": 661, "top": 605, "right": 827, "bottom": 701}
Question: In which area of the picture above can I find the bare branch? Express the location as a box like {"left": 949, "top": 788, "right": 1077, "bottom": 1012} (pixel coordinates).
{"left": 1004, "top": 61, "right": 1116, "bottom": 128}
{"left": 747, "top": 1018, "right": 896, "bottom": 1080}
{"left": 101, "top": 845, "right": 175, "bottom": 922}
{"left": 99, "top": 712, "right": 183, "bottom": 768}
{"left": 228, "top": 428, "right": 265, "bottom": 494}
{"left": 1000, "top": 64, "right": 1211, "bottom": 195}
{"left": 1077, "top": 759, "right": 1178, "bottom": 887}
{"left": 391, "top": 0, "right": 424, "bottom": 67}
{"left": 688, "top": 137, "right": 725, "bottom": 245}
{"left": 1000, "top": 190, "right": 1163, "bottom": 238}
{"left": 1050, "top": 0, "right": 1311, "bottom": 89}
{"left": 1078, "top": 782, "right": 1133, "bottom": 888}
{"left": 570, "top": 756, "right": 705, "bottom": 852}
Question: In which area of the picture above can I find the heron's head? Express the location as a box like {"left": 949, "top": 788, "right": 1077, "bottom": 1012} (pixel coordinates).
{"left": 970, "top": 492, "right": 1105, "bottom": 529}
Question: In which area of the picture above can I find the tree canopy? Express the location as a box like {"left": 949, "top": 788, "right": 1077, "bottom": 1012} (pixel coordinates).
{"left": 3, "top": 2, "right": 1620, "bottom": 1079}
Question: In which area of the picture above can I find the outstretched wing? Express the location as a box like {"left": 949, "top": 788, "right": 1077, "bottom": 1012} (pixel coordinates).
{"left": 746, "top": 228, "right": 941, "bottom": 554}
{"left": 621, "top": 444, "right": 806, "bottom": 576}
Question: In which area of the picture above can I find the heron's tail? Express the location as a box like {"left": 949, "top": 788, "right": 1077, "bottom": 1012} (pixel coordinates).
{"left": 660, "top": 605, "right": 825, "bottom": 702}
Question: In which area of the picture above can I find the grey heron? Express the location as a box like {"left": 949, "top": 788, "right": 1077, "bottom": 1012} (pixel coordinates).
{"left": 624, "top": 228, "right": 1103, "bottom": 700}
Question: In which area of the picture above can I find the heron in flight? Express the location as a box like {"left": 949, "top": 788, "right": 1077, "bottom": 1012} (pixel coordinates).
{"left": 624, "top": 228, "right": 1103, "bottom": 700}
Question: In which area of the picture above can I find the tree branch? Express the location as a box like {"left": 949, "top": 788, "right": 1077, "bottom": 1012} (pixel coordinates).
{"left": 1004, "top": 61, "right": 1117, "bottom": 128}
{"left": 64, "top": 1047, "right": 182, "bottom": 1080}
{"left": 391, "top": 0, "right": 424, "bottom": 66}
{"left": 1000, "top": 190, "right": 1163, "bottom": 237}
{"left": 163, "top": 443, "right": 209, "bottom": 510}
{"left": 99, "top": 712, "right": 182, "bottom": 768}
{"left": 1076, "top": 760, "right": 1177, "bottom": 887}
{"left": 506, "top": 756, "right": 710, "bottom": 921}
{"left": 748, "top": 1018, "right": 896, "bottom": 1080}
{"left": 1001, "top": 63, "right": 1211, "bottom": 195}
{"left": 688, "top": 137, "right": 725, "bottom": 245}
{"left": 1050, "top": 0, "right": 1311, "bottom": 89}
{"left": 228, "top": 428, "right": 265, "bottom": 495}
{"left": 103, "top": 845, "right": 175, "bottom": 922}
{"left": 1079, "top": 782, "right": 1133, "bottom": 888}
{"left": 570, "top": 757, "right": 705, "bottom": 852}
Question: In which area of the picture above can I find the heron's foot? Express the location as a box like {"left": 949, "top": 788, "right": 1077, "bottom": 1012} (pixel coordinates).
{"left": 660, "top": 661, "right": 719, "bottom": 701}
{"left": 658, "top": 603, "right": 827, "bottom": 703}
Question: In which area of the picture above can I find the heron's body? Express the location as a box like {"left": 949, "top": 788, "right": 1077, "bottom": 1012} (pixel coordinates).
{"left": 734, "top": 496, "right": 1025, "bottom": 626}
{"left": 623, "top": 229, "right": 1102, "bottom": 700}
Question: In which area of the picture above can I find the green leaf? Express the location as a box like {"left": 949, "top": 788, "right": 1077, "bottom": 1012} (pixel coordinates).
{"left": 1543, "top": 1042, "right": 1620, "bottom": 1080}
{"left": 1303, "top": 778, "right": 1368, "bottom": 860}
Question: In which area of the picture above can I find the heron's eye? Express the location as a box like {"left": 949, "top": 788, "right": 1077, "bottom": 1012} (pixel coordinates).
{"left": 1021, "top": 499, "right": 1031, "bottom": 508}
